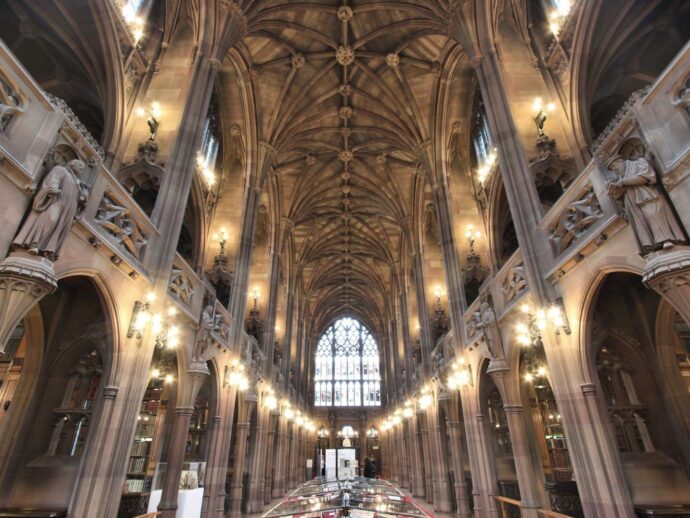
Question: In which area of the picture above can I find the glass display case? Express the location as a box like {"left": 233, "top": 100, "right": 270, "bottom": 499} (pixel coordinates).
{"left": 262, "top": 477, "right": 432, "bottom": 518}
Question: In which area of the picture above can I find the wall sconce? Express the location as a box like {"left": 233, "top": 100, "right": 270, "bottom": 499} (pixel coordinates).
{"left": 263, "top": 387, "right": 278, "bottom": 410}
{"left": 402, "top": 406, "right": 414, "bottom": 419}
{"left": 136, "top": 102, "right": 161, "bottom": 141}
{"left": 128, "top": 299, "right": 152, "bottom": 339}
{"left": 252, "top": 288, "right": 260, "bottom": 310}
{"left": 283, "top": 401, "right": 295, "bottom": 420}
{"left": 532, "top": 97, "right": 556, "bottom": 145}
{"left": 380, "top": 419, "right": 391, "bottom": 432}
{"left": 465, "top": 225, "right": 481, "bottom": 253}
{"left": 224, "top": 359, "right": 249, "bottom": 390}
{"left": 433, "top": 286, "right": 444, "bottom": 304}
{"left": 515, "top": 299, "right": 570, "bottom": 347}
{"left": 212, "top": 228, "right": 228, "bottom": 256}
{"left": 524, "top": 363, "right": 548, "bottom": 385}
{"left": 295, "top": 413, "right": 305, "bottom": 427}
{"left": 150, "top": 366, "right": 175, "bottom": 384}
{"left": 317, "top": 426, "right": 329, "bottom": 438}
{"left": 366, "top": 426, "right": 379, "bottom": 439}
{"left": 447, "top": 358, "right": 473, "bottom": 389}
{"left": 418, "top": 388, "right": 433, "bottom": 410}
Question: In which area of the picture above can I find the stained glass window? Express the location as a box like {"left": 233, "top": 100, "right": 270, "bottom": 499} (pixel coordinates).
{"left": 314, "top": 317, "right": 381, "bottom": 407}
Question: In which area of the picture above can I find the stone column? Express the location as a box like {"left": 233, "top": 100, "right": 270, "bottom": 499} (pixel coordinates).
{"left": 262, "top": 249, "right": 282, "bottom": 375}
{"left": 502, "top": 404, "right": 543, "bottom": 518}
{"left": 272, "top": 416, "right": 288, "bottom": 497}
{"left": 474, "top": 412, "right": 501, "bottom": 518}
{"left": 298, "top": 426, "right": 307, "bottom": 483}
{"left": 388, "top": 426, "right": 400, "bottom": 485}
{"left": 433, "top": 182, "right": 469, "bottom": 335}
{"left": 412, "top": 251, "right": 434, "bottom": 377}
{"left": 425, "top": 403, "right": 453, "bottom": 512}
{"left": 643, "top": 248, "right": 690, "bottom": 325}
{"left": 399, "top": 290, "right": 414, "bottom": 389}
{"left": 399, "top": 421, "right": 410, "bottom": 489}
{"left": 287, "top": 423, "right": 298, "bottom": 489}
{"left": 406, "top": 417, "right": 425, "bottom": 497}
{"left": 263, "top": 412, "right": 277, "bottom": 504}
{"left": 440, "top": 395, "right": 471, "bottom": 518}
{"left": 202, "top": 386, "right": 238, "bottom": 518}
{"left": 0, "top": 252, "right": 56, "bottom": 354}
{"left": 575, "top": 383, "right": 635, "bottom": 518}
{"left": 158, "top": 360, "right": 210, "bottom": 518}
{"left": 418, "top": 411, "right": 434, "bottom": 503}
{"left": 245, "top": 402, "right": 270, "bottom": 513}
{"left": 228, "top": 395, "right": 256, "bottom": 518}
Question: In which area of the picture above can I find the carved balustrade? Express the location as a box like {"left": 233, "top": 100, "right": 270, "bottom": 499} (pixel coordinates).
{"left": 538, "top": 159, "right": 622, "bottom": 281}
{"left": 81, "top": 168, "right": 157, "bottom": 276}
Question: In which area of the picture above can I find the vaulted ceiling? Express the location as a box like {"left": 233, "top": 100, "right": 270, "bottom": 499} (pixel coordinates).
{"left": 235, "top": 1, "right": 455, "bottom": 338}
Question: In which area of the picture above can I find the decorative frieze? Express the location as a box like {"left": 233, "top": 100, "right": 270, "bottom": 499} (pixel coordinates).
{"left": 169, "top": 267, "right": 194, "bottom": 306}
{"left": 548, "top": 186, "right": 603, "bottom": 254}
{"left": 95, "top": 192, "right": 148, "bottom": 260}
{"left": 502, "top": 262, "right": 527, "bottom": 304}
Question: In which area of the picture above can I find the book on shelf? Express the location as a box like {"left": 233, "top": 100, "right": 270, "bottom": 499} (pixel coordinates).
{"left": 128, "top": 457, "right": 146, "bottom": 473}
{"left": 124, "top": 478, "right": 145, "bottom": 493}
{"left": 130, "top": 441, "right": 149, "bottom": 456}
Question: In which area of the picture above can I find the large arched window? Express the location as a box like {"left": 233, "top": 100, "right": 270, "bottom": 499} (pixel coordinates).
{"left": 314, "top": 317, "right": 380, "bottom": 407}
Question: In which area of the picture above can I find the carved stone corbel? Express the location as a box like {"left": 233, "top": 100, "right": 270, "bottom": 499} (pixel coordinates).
{"left": 0, "top": 252, "right": 57, "bottom": 354}
{"left": 643, "top": 247, "right": 690, "bottom": 326}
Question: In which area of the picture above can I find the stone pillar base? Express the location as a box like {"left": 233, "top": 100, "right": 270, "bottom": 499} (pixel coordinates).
{"left": 0, "top": 251, "right": 57, "bottom": 354}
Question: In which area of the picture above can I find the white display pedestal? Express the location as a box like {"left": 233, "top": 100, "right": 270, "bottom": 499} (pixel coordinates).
{"left": 148, "top": 488, "right": 204, "bottom": 518}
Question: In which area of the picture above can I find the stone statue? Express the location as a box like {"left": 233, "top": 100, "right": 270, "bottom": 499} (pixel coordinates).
{"left": 12, "top": 159, "right": 88, "bottom": 260}
{"left": 194, "top": 304, "right": 215, "bottom": 360}
{"left": 606, "top": 155, "right": 686, "bottom": 255}
{"left": 477, "top": 301, "right": 506, "bottom": 365}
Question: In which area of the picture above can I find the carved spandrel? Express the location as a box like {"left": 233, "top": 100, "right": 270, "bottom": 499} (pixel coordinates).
{"left": 502, "top": 263, "right": 527, "bottom": 304}
{"left": 168, "top": 267, "right": 194, "bottom": 306}
{"left": 95, "top": 193, "right": 148, "bottom": 260}
{"left": 548, "top": 186, "right": 603, "bottom": 254}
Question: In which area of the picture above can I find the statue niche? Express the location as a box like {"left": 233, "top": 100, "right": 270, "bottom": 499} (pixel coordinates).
{"left": 606, "top": 154, "right": 687, "bottom": 255}
{"left": 12, "top": 159, "right": 88, "bottom": 260}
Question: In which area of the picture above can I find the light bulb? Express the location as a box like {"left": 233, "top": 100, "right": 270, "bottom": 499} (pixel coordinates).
{"left": 533, "top": 97, "right": 543, "bottom": 113}
{"left": 150, "top": 102, "right": 161, "bottom": 119}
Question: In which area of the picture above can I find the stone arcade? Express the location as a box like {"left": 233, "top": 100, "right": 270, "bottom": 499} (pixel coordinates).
{"left": 0, "top": 1, "right": 689, "bottom": 518}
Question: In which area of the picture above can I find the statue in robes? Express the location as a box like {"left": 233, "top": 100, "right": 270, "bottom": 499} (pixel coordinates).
{"left": 12, "top": 159, "right": 88, "bottom": 260}
{"left": 606, "top": 155, "right": 686, "bottom": 255}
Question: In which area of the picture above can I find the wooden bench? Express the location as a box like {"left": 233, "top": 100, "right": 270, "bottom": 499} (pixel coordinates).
{"left": 0, "top": 510, "right": 67, "bottom": 518}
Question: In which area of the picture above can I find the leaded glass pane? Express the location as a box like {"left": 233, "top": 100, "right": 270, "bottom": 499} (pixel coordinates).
{"left": 313, "top": 317, "right": 380, "bottom": 407}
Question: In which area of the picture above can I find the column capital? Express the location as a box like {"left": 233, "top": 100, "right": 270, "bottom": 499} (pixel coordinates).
{"left": 503, "top": 404, "right": 524, "bottom": 415}
{"left": 581, "top": 383, "right": 597, "bottom": 397}
{"left": 103, "top": 386, "right": 119, "bottom": 400}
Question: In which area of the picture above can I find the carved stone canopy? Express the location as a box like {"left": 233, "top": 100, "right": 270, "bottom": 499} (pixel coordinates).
{"left": 206, "top": 252, "right": 233, "bottom": 307}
